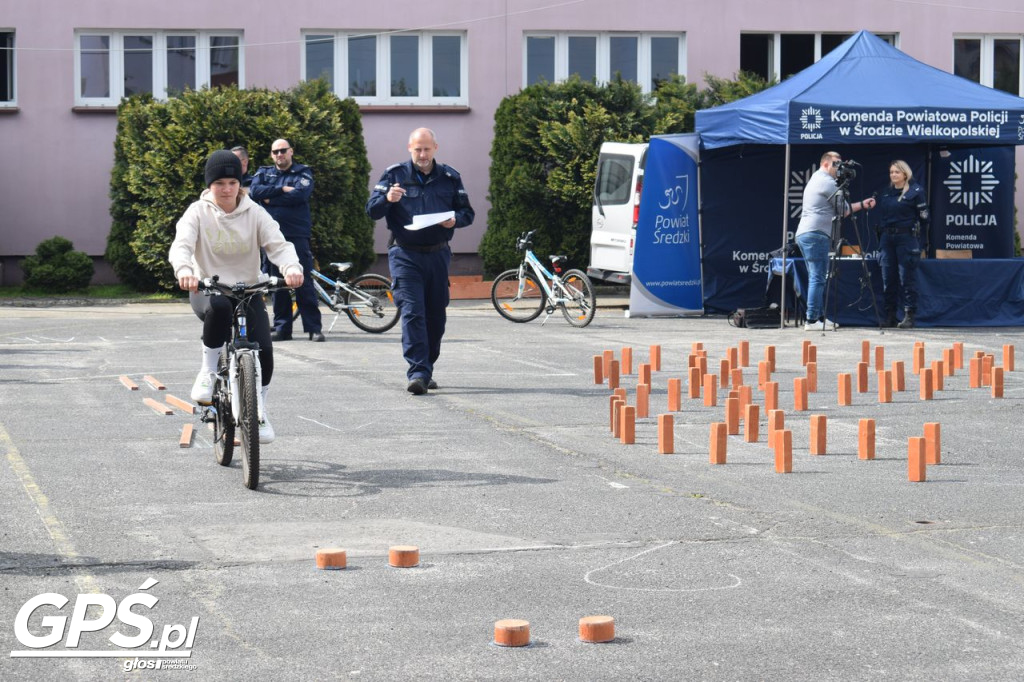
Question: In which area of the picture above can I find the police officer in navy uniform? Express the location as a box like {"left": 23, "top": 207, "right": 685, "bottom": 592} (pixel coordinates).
{"left": 366, "top": 127, "right": 474, "bottom": 395}
{"left": 250, "top": 139, "right": 325, "bottom": 341}
{"left": 875, "top": 159, "right": 929, "bottom": 329}
{"left": 231, "top": 146, "right": 253, "bottom": 188}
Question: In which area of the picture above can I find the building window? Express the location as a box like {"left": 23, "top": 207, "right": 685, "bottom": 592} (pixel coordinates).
{"left": 303, "top": 31, "right": 467, "bottom": 105}
{"left": 955, "top": 35, "right": 1022, "bottom": 96}
{"left": 523, "top": 32, "right": 685, "bottom": 92}
{"left": 2, "top": 30, "right": 16, "bottom": 105}
{"left": 75, "top": 30, "right": 243, "bottom": 106}
{"left": 740, "top": 32, "right": 897, "bottom": 81}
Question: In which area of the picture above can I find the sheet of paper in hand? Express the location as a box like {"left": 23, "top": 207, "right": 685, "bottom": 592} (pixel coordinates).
{"left": 405, "top": 211, "right": 455, "bottom": 230}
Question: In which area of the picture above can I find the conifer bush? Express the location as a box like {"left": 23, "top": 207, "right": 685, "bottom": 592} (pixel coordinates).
{"left": 22, "top": 237, "right": 94, "bottom": 293}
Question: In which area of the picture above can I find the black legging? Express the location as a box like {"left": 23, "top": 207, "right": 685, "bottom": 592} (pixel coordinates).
{"left": 189, "top": 292, "right": 273, "bottom": 386}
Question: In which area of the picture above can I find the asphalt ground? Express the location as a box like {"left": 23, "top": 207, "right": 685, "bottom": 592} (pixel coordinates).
{"left": 1, "top": 298, "right": 1022, "bottom": 681}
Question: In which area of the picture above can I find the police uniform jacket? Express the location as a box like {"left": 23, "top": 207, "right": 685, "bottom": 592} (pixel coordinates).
{"left": 248, "top": 162, "right": 314, "bottom": 239}
{"left": 876, "top": 182, "right": 929, "bottom": 233}
{"left": 366, "top": 160, "right": 474, "bottom": 247}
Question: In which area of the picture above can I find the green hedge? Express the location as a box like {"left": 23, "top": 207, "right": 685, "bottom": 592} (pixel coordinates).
{"left": 106, "top": 81, "right": 374, "bottom": 292}
{"left": 23, "top": 237, "right": 94, "bottom": 293}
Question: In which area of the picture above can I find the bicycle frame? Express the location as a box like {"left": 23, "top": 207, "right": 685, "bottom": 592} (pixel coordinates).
{"left": 519, "top": 250, "right": 571, "bottom": 306}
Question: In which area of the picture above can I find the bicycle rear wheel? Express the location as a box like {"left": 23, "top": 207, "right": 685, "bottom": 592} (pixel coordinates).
{"left": 212, "top": 357, "right": 234, "bottom": 466}
{"left": 559, "top": 269, "right": 596, "bottom": 328}
{"left": 491, "top": 269, "right": 545, "bottom": 322}
{"left": 345, "top": 274, "right": 399, "bottom": 333}
{"left": 237, "top": 353, "right": 260, "bottom": 490}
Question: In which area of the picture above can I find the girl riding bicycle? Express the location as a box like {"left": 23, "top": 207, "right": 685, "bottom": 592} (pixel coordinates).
{"left": 169, "top": 150, "right": 304, "bottom": 443}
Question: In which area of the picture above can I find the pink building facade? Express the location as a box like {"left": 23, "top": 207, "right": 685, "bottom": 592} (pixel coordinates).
{"left": 2, "top": 1, "right": 1022, "bottom": 283}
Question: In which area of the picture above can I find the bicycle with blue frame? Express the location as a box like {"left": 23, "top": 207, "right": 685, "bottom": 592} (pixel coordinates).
{"left": 288, "top": 262, "right": 399, "bottom": 334}
{"left": 198, "top": 275, "right": 286, "bottom": 491}
{"left": 490, "top": 230, "right": 596, "bottom": 327}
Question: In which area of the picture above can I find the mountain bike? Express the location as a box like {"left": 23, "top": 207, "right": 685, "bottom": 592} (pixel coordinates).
{"left": 199, "top": 276, "right": 285, "bottom": 490}
{"left": 288, "top": 262, "right": 398, "bottom": 333}
{"left": 490, "top": 230, "right": 596, "bottom": 327}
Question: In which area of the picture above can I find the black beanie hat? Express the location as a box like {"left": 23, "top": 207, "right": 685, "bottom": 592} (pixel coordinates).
{"left": 204, "top": 149, "right": 243, "bottom": 186}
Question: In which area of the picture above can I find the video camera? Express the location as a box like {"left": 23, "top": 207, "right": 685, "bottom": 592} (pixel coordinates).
{"left": 834, "top": 159, "right": 860, "bottom": 186}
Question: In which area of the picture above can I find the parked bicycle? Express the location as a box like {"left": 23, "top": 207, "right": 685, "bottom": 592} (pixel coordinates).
{"left": 490, "top": 230, "right": 596, "bottom": 327}
{"left": 199, "top": 275, "right": 285, "bottom": 490}
{"left": 287, "top": 262, "right": 399, "bottom": 334}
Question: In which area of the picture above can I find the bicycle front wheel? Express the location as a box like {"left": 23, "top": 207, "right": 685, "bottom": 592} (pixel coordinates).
{"left": 212, "top": 355, "right": 234, "bottom": 466}
{"left": 345, "top": 274, "right": 399, "bottom": 333}
{"left": 491, "top": 269, "right": 545, "bottom": 322}
{"left": 559, "top": 269, "right": 596, "bottom": 328}
{"left": 237, "top": 353, "right": 260, "bottom": 490}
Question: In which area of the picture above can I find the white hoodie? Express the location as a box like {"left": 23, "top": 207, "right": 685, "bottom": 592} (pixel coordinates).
{"left": 169, "top": 190, "right": 302, "bottom": 284}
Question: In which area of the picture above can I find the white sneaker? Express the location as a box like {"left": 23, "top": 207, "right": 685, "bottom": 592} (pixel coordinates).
{"left": 190, "top": 371, "right": 215, "bottom": 404}
{"left": 258, "top": 414, "right": 275, "bottom": 444}
{"left": 803, "top": 318, "right": 839, "bottom": 331}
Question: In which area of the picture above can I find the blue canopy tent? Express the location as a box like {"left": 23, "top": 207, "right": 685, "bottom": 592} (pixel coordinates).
{"left": 694, "top": 30, "right": 1024, "bottom": 325}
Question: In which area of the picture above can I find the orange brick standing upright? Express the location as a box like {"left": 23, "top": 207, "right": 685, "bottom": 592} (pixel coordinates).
{"left": 621, "top": 347, "right": 633, "bottom": 376}
{"left": 731, "top": 368, "right": 744, "bottom": 388}
{"left": 703, "top": 374, "right": 718, "bottom": 407}
{"left": 728, "top": 346, "right": 739, "bottom": 371}
{"left": 649, "top": 344, "right": 662, "bottom": 371}
{"left": 719, "top": 359, "right": 731, "bottom": 388}
{"left": 744, "top": 404, "right": 760, "bottom": 443}
{"left": 765, "top": 345, "right": 776, "bottom": 372}
{"left": 858, "top": 418, "right": 876, "bottom": 460}
{"left": 943, "top": 348, "right": 955, "bottom": 376}
{"left": 768, "top": 409, "right": 785, "bottom": 448}
{"left": 861, "top": 339, "right": 871, "bottom": 365}
{"left": 764, "top": 381, "right": 779, "bottom": 413}
{"left": 602, "top": 350, "right": 614, "bottom": 379}
{"left": 657, "top": 414, "right": 674, "bottom": 454}
{"left": 758, "top": 360, "right": 770, "bottom": 390}
{"left": 593, "top": 355, "right": 604, "bottom": 384}
{"left": 930, "top": 360, "right": 944, "bottom": 391}
{"left": 920, "top": 368, "right": 934, "bottom": 400}
{"left": 639, "top": 362, "right": 652, "bottom": 387}
{"left": 793, "top": 377, "right": 809, "bottom": 411}
{"left": 774, "top": 430, "right": 793, "bottom": 473}
{"left": 837, "top": 373, "right": 852, "bottom": 406}
{"left": 619, "top": 405, "right": 636, "bottom": 444}
{"left": 857, "top": 362, "right": 869, "bottom": 393}
{"left": 981, "top": 355, "right": 993, "bottom": 387}
{"left": 877, "top": 369, "right": 893, "bottom": 403}
{"left": 738, "top": 385, "right": 753, "bottom": 419}
{"left": 806, "top": 362, "right": 818, "bottom": 393}
{"left": 725, "top": 397, "right": 740, "bottom": 435}
{"left": 612, "top": 400, "right": 625, "bottom": 438}
{"left": 809, "top": 415, "right": 827, "bottom": 455}
{"left": 875, "top": 345, "right": 885, "bottom": 372}
{"left": 688, "top": 367, "right": 701, "bottom": 399}
{"left": 806, "top": 345, "right": 817, "bottom": 365}
{"left": 953, "top": 341, "right": 965, "bottom": 370}
{"left": 667, "top": 378, "right": 682, "bottom": 411}
{"left": 924, "top": 422, "right": 941, "bottom": 465}
{"left": 738, "top": 340, "right": 750, "bottom": 367}
{"left": 636, "top": 384, "right": 650, "bottom": 419}
{"left": 908, "top": 437, "right": 926, "bottom": 482}
{"left": 709, "top": 422, "right": 727, "bottom": 464}
{"left": 892, "top": 360, "right": 906, "bottom": 392}
{"left": 1004, "top": 344, "right": 1015, "bottom": 371}
{"left": 608, "top": 360, "right": 620, "bottom": 390}
{"left": 913, "top": 343, "right": 925, "bottom": 375}
{"left": 992, "top": 367, "right": 1005, "bottom": 398}
{"left": 609, "top": 395, "right": 624, "bottom": 432}
{"left": 801, "top": 339, "right": 812, "bottom": 366}
{"left": 969, "top": 356, "right": 982, "bottom": 388}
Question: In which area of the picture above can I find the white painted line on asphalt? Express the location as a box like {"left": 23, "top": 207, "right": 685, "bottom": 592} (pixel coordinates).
{"left": 298, "top": 415, "right": 371, "bottom": 432}
{"left": 584, "top": 540, "right": 743, "bottom": 592}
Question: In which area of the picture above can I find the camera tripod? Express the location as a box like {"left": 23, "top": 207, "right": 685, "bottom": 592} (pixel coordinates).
{"left": 819, "top": 184, "right": 884, "bottom": 331}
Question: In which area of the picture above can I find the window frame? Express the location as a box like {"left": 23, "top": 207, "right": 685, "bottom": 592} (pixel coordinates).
{"left": 1, "top": 29, "right": 15, "bottom": 107}
{"left": 953, "top": 34, "right": 1023, "bottom": 96}
{"left": 74, "top": 29, "right": 244, "bottom": 106}
{"left": 740, "top": 31, "right": 897, "bottom": 82}
{"left": 301, "top": 30, "right": 469, "bottom": 106}
{"left": 522, "top": 31, "right": 686, "bottom": 92}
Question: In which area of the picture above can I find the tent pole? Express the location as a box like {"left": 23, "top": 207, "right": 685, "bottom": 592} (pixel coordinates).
{"left": 780, "top": 144, "right": 791, "bottom": 328}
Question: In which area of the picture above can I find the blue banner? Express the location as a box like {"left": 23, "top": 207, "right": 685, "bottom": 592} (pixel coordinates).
{"left": 629, "top": 135, "right": 703, "bottom": 316}
{"left": 928, "top": 146, "right": 1015, "bottom": 258}
{"left": 790, "top": 104, "right": 1023, "bottom": 145}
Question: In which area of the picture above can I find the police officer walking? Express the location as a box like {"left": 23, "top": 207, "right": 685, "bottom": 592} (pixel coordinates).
{"left": 250, "top": 139, "right": 324, "bottom": 341}
{"left": 366, "top": 127, "right": 474, "bottom": 395}
{"left": 875, "top": 159, "right": 929, "bottom": 329}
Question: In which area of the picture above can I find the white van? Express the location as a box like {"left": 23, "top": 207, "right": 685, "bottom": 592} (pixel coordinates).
{"left": 587, "top": 142, "right": 648, "bottom": 285}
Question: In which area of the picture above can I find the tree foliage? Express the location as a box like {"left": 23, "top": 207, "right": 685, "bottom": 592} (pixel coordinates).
{"left": 480, "top": 73, "right": 766, "bottom": 276}
{"left": 106, "top": 81, "right": 374, "bottom": 291}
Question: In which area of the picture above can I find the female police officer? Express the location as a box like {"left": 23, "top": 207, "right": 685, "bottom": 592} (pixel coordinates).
{"left": 875, "top": 160, "right": 929, "bottom": 329}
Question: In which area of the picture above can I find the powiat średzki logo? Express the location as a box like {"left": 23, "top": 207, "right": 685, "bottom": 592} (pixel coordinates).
{"left": 944, "top": 154, "right": 999, "bottom": 210}
{"left": 10, "top": 578, "right": 199, "bottom": 670}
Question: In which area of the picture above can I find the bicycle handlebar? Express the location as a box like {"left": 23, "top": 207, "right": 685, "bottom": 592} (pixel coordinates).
{"left": 516, "top": 230, "right": 537, "bottom": 252}
{"left": 198, "top": 276, "right": 286, "bottom": 297}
